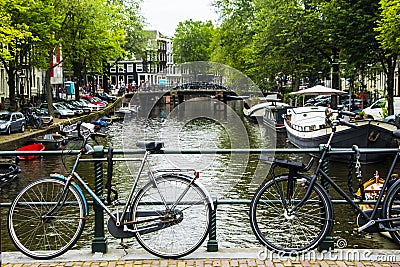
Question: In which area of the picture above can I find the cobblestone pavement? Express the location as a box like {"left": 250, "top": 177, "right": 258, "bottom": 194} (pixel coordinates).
{"left": 2, "top": 258, "right": 400, "bottom": 267}
{"left": 3, "top": 248, "right": 400, "bottom": 267}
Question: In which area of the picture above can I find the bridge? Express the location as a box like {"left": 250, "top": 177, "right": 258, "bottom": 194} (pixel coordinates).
{"left": 125, "top": 82, "right": 245, "bottom": 107}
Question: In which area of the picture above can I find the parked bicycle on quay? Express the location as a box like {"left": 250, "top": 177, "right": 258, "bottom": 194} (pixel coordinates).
{"left": 8, "top": 122, "right": 213, "bottom": 260}
{"left": 249, "top": 111, "right": 400, "bottom": 254}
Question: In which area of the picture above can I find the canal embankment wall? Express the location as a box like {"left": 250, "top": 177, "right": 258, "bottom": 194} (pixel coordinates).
{"left": 0, "top": 96, "right": 124, "bottom": 151}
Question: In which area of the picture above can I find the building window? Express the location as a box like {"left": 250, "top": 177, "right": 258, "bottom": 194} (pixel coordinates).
{"left": 127, "top": 64, "right": 134, "bottom": 72}
{"left": 118, "top": 64, "right": 125, "bottom": 73}
{"left": 127, "top": 75, "right": 135, "bottom": 85}
{"left": 136, "top": 63, "right": 143, "bottom": 72}
{"left": 110, "top": 65, "right": 116, "bottom": 73}
{"left": 110, "top": 75, "right": 117, "bottom": 85}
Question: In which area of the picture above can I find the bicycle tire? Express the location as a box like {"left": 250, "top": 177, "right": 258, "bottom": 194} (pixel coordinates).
{"left": 249, "top": 175, "right": 333, "bottom": 254}
{"left": 8, "top": 177, "right": 86, "bottom": 259}
{"left": 382, "top": 179, "right": 400, "bottom": 244}
{"left": 132, "top": 174, "right": 211, "bottom": 258}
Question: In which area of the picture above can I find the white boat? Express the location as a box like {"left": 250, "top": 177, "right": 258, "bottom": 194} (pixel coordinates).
{"left": 60, "top": 122, "right": 95, "bottom": 138}
{"left": 243, "top": 95, "right": 290, "bottom": 126}
{"left": 284, "top": 106, "right": 398, "bottom": 163}
{"left": 114, "top": 103, "right": 139, "bottom": 119}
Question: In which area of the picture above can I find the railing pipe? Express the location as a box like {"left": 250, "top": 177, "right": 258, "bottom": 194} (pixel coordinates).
{"left": 91, "top": 145, "right": 108, "bottom": 253}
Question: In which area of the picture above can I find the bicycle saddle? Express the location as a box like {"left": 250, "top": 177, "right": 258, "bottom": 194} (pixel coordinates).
{"left": 136, "top": 141, "right": 164, "bottom": 152}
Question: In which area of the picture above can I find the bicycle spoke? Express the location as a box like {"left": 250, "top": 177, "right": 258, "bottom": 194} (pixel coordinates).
{"left": 8, "top": 178, "right": 86, "bottom": 259}
{"left": 133, "top": 175, "right": 210, "bottom": 258}
{"left": 250, "top": 175, "right": 333, "bottom": 253}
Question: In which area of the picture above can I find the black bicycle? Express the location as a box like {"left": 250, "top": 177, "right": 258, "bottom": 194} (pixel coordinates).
{"left": 8, "top": 122, "right": 213, "bottom": 259}
{"left": 249, "top": 114, "right": 400, "bottom": 254}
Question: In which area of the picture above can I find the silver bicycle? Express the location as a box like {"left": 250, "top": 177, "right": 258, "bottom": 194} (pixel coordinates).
{"left": 8, "top": 122, "right": 213, "bottom": 259}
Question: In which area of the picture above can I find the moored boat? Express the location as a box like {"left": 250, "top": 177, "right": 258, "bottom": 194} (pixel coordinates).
{"left": 243, "top": 95, "right": 291, "bottom": 130}
{"left": 15, "top": 143, "right": 45, "bottom": 160}
{"left": 356, "top": 171, "right": 386, "bottom": 211}
{"left": 262, "top": 104, "right": 292, "bottom": 132}
{"left": 0, "top": 159, "right": 20, "bottom": 187}
{"left": 27, "top": 133, "right": 68, "bottom": 150}
{"left": 60, "top": 122, "right": 95, "bottom": 138}
{"left": 114, "top": 103, "right": 139, "bottom": 119}
{"left": 284, "top": 106, "right": 398, "bottom": 163}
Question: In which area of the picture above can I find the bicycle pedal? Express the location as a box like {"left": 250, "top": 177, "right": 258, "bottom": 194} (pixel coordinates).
{"left": 352, "top": 229, "right": 362, "bottom": 237}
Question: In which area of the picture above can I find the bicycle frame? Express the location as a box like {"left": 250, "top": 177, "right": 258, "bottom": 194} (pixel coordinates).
{"left": 290, "top": 128, "right": 400, "bottom": 232}
{"left": 48, "top": 147, "right": 168, "bottom": 229}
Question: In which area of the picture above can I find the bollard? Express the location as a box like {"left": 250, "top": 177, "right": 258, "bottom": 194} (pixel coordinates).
{"left": 92, "top": 145, "right": 108, "bottom": 253}
{"left": 207, "top": 197, "right": 219, "bottom": 252}
{"left": 318, "top": 157, "right": 335, "bottom": 252}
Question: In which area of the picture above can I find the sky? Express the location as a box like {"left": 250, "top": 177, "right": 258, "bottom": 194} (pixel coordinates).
{"left": 140, "top": 0, "right": 219, "bottom": 37}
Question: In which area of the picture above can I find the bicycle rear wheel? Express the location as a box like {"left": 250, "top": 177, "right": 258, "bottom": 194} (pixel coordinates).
{"left": 132, "top": 174, "right": 211, "bottom": 258}
{"left": 249, "top": 175, "right": 333, "bottom": 253}
{"left": 383, "top": 179, "right": 400, "bottom": 244}
{"left": 8, "top": 177, "right": 86, "bottom": 259}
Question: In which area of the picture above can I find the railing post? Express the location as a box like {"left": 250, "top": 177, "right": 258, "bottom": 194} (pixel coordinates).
{"left": 92, "top": 145, "right": 108, "bottom": 253}
{"left": 318, "top": 157, "right": 335, "bottom": 252}
{"left": 207, "top": 197, "right": 218, "bottom": 252}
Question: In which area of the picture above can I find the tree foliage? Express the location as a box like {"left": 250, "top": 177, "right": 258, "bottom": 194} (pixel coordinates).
{"left": 209, "top": 0, "right": 398, "bottom": 113}
{"left": 0, "top": 0, "right": 146, "bottom": 111}
{"left": 376, "top": 0, "right": 400, "bottom": 54}
{"left": 173, "top": 19, "right": 215, "bottom": 63}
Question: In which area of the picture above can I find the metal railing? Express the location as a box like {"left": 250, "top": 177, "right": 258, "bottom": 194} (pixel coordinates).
{"left": 1, "top": 147, "right": 398, "bottom": 254}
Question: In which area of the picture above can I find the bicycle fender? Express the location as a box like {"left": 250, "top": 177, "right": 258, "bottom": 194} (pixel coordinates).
{"left": 158, "top": 173, "right": 215, "bottom": 211}
{"left": 49, "top": 174, "right": 89, "bottom": 215}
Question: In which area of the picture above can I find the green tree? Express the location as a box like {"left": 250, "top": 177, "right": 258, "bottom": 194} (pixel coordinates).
{"left": 376, "top": 0, "right": 400, "bottom": 115}
{"left": 211, "top": 0, "right": 256, "bottom": 81}
{"left": 173, "top": 19, "right": 215, "bottom": 63}
{"left": 0, "top": 0, "right": 45, "bottom": 111}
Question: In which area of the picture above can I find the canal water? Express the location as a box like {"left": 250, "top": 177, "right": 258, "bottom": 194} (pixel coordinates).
{"left": 1, "top": 98, "right": 399, "bottom": 254}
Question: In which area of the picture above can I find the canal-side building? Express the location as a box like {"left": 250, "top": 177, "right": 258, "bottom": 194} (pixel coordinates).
{"left": 105, "top": 30, "right": 176, "bottom": 91}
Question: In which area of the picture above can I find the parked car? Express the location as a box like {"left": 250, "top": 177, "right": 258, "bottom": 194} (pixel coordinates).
{"left": 384, "top": 114, "right": 397, "bottom": 124}
{"left": 39, "top": 103, "right": 75, "bottom": 118}
{"left": 362, "top": 97, "right": 400, "bottom": 120}
{"left": 0, "top": 111, "right": 26, "bottom": 134}
{"left": 339, "top": 99, "right": 364, "bottom": 112}
{"left": 60, "top": 101, "right": 84, "bottom": 116}
{"left": 77, "top": 99, "right": 102, "bottom": 112}
{"left": 305, "top": 95, "right": 330, "bottom": 106}
{"left": 64, "top": 100, "right": 91, "bottom": 114}
{"left": 22, "top": 107, "right": 53, "bottom": 126}
{"left": 95, "top": 92, "right": 117, "bottom": 102}
{"left": 80, "top": 95, "right": 106, "bottom": 109}
{"left": 91, "top": 96, "right": 108, "bottom": 106}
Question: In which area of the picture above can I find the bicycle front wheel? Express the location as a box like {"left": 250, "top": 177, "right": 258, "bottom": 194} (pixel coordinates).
{"left": 8, "top": 177, "right": 86, "bottom": 259}
{"left": 383, "top": 179, "right": 400, "bottom": 244}
{"left": 132, "top": 174, "right": 211, "bottom": 258}
{"left": 250, "top": 175, "right": 333, "bottom": 253}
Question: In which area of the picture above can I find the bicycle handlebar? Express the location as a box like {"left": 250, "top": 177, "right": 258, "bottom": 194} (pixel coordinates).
{"left": 75, "top": 121, "right": 106, "bottom": 150}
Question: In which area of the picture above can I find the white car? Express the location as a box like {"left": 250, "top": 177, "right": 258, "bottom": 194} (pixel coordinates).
{"left": 363, "top": 97, "right": 400, "bottom": 120}
{"left": 39, "top": 103, "right": 75, "bottom": 118}
{"left": 78, "top": 99, "right": 103, "bottom": 111}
